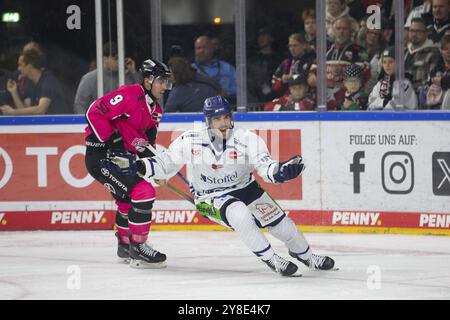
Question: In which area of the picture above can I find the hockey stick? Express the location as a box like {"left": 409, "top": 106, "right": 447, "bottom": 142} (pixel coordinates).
{"left": 164, "top": 183, "right": 195, "bottom": 205}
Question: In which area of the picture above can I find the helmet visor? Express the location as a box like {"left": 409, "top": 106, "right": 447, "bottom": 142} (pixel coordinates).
{"left": 155, "top": 75, "right": 173, "bottom": 90}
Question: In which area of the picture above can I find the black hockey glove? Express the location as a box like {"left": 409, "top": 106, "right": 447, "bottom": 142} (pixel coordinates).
{"left": 273, "top": 155, "right": 305, "bottom": 183}
{"left": 100, "top": 151, "right": 141, "bottom": 176}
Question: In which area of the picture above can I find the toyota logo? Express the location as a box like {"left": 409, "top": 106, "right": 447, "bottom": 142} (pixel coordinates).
{"left": 103, "top": 183, "right": 116, "bottom": 194}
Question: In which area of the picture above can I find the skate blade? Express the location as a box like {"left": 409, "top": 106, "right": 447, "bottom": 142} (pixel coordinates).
{"left": 129, "top": 259, "right": 167, "bottom": 269}
{"left": 309, "top": 267, "right": 340, "bottom": 271}
{"left": 287, "top": 273, "right": 303, "bottom": 277}
{"left": 330, "top": 267, "right": 340, "bottom": 271}
{"left": 117, "top": 257, "right": 131, "bottom": 264}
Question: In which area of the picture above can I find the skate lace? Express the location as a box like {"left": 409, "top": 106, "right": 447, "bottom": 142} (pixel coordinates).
{"left": 270, "top": 254, "right": 290, "bottom": 272}
{"left": 309, "top": 254, "right": 326, "bottom": 269}
{"left": 139, "top": 243, "right": 158, "bottom": 257}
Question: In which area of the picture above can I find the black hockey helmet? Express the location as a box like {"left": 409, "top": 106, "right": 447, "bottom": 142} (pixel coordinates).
{"left": 140, "top": 58, "right": 173, "bottom": 89}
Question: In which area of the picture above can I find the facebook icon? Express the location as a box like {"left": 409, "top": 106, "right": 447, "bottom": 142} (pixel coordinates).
{"left": 350, "top": 151, "right": 365, "bottom": 193}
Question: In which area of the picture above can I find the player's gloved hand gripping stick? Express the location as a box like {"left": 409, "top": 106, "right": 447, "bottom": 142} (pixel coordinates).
{"left": 100, "top": 146, "right": 195, "bottom": 204}
{"left": 100, "top": 151, "right": 139, "bottom": 175}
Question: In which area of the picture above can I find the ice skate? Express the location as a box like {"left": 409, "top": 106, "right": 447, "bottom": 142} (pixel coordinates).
{"left": 289, "top": 251, "right": 335, "bottom": 270}
{"left": 129, "top": 242, "right": 167, "bottom": 269}
{"left": 263, "top": 253, "right": 300, "bottom": 277}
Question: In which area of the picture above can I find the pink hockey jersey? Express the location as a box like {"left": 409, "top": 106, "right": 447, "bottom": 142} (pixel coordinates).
{"left": 85, "top": 84, "right": 162, "bottom": 153}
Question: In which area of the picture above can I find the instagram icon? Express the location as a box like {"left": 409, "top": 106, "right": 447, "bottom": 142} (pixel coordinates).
{"left": 381, "top": 152, "right": 414, "bottom": 194}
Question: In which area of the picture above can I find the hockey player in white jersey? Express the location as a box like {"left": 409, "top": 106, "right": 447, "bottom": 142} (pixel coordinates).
{"left": 106, "top": 96, "right": 335, "bottom": 276}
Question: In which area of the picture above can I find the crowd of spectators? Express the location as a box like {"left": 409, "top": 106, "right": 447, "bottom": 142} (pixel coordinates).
{"left": 257, "top": 0, "right": 450, "bottom": 111}
{"left": 1, "top": 0, "right": 450, "bottom": 115}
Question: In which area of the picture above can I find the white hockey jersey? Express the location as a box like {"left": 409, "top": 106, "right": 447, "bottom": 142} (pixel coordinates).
{"left": 143, "top": 128, "right": 280, "bottom": 203}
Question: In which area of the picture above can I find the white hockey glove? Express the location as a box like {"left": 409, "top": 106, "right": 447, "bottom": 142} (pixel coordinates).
{"left": 137, "top": 157, "right": 156, "bottom": 180}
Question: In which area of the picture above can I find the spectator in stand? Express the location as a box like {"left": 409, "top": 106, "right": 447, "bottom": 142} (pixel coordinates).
{"left": 405, "top": 17, "right": 441, "bottom": 96}
{"left": 326, "top": 16, "right": 369, "bottom": 108}
{"left": 73, "top": 42, "right": 140, "bottom": 114}
{"left": 192, "top": 35, "right": 237, "bottom": 104}
{"left": 0, "top": 48, "right": 70, "bottom": 115}
{"left": 357, "top": 17, "right": 386, "bottom": 60}
{"left": 423, "top": 0, "right": 450, "bottom": 44}
{"left": 165, "top": 57, "right": 221, "bottom": 112}
{"left": 422, "top": 35, "right": 450, "bottom": 108}
{"left": 383, "top": 16, "right": 396, "bottom": 47}
{"left": 336, "top": 64, "right": 368, "bottom": 110}
{"left": 358, "top": 19, "right": 387, "bottom": 61}
{"left": 264, "top": 73, "right": 314, "bottom": 111}
{"left": 326, "top": 0, "right": 359, "bottom": 40}
{"left": 18, "top": 42, "right": 45, "bottom": 104}
{"left": 1, "top": 41, "right": 45, "bottom": 109}
{"left": 405, "top": 0, "right": 432, "bottom": 28}
{"left": 357, "top": 21, "right": 387, "bottom": 96}
{"left": 327, "top": 17, "right": 368, "bottom": 65}
{"left": 368, "top": 47, "right": 418, "bottom": 110}
{"left": 271, "top": 33, "right": 316, "bottom": 97}
{"left": 362, "top": 15, "right": 399, "bottom": 97}
{"left": 247, "top": 28, "right": 280, "bottom": 105}
{"left": 302, "top": 8, "right": 317, "bottom": 49}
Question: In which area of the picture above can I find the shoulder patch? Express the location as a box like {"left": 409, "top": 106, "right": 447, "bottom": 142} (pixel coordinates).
{"left": 233, "top": 137, "right": 248, "bottom": 148}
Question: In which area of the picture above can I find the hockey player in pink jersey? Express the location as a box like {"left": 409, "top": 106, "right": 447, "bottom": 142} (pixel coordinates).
{"left": 84, "top": 58, "right": 172, "bottom": 268}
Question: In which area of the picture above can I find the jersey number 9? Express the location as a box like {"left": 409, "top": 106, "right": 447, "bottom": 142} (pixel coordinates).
{"left": 110, "top": 95, "right": 123, "bottom": 106}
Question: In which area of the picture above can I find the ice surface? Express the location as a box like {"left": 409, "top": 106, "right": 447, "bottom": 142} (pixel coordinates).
{"left": 0, "top": 230, "right": 449, "bottom": 300}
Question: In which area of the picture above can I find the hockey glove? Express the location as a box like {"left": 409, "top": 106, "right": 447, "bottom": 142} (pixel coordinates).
{"left": 100, "top": 151, "right": 139, "bottom": 175}
{"left": 273, "top": 155, "right": 305, "bottom": 183}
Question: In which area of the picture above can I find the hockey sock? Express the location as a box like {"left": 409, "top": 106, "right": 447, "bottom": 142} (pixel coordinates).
{"left": 267, "top": 216, "right": 311, "bottom": 260}
{"left": 128, "top": 200, "right": 153, "bottom": 244}
{"left": 115, "top": 210, "right": 130, "bottom": 244}
{"left": 225, "top": 201, "right": 274, "bottom": 260}
{"left": 115, "top": 202, "right": 132, "bottom": 244}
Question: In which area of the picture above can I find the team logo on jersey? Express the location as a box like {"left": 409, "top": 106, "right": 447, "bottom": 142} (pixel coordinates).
{"left": 132, "top": 138, "right": 148, "bottom": 151}
{"left": 101, "top": 169, "right": 128, "bottom": 192}
{"left": 103, "top": 183, "right": 116, "bottom": 194}
{"left": 233, "top": 138, "right": 247, "bottom": 148}
{"left": 191, "top": 149, "right": 201, "bottom": 156}
{"left": 211, "top": 163, "right": 223, "bottom": 170}
{"left": 229, "top": 151, "right": 238, "bottom": 160}
{"left": 200, "top": 171, "right": 238, "bottom": 184}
